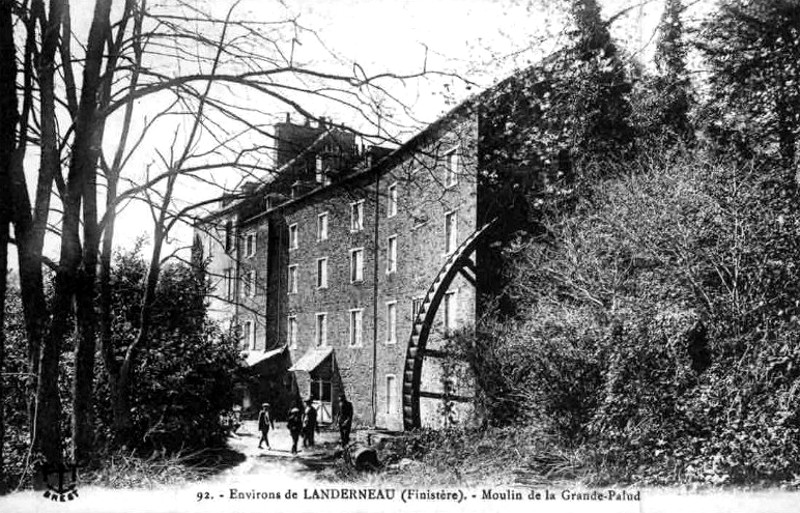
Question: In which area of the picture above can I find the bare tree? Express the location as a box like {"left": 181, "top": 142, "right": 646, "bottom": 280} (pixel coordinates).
{"left": 2, "top": 0, "right": 455, "bottom": 470}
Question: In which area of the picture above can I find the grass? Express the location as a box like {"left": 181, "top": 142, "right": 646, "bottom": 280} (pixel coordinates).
{"left": 319, "top": 425, "right": 800, "bottom": 492}
{"left": 80, "top": 447, "right": 245, "bottom": 489}
{"left": 314, "top": 424, "right": 601, "bottom": 488}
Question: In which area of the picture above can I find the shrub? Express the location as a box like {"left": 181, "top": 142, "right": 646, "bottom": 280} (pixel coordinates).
{"left": 453, "top": 148, "right": 800, "bottom": 484}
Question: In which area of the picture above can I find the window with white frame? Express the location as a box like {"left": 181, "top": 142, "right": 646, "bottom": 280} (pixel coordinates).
{"left": 445, "top": 210, "right": 458, "bottom": 254}
{"left": 242, "top": 319, "right": 255, "bottom": 350}
{"left": 387, "top": 235, "right": 397, "bottom": 274}
{"left": 315, "top": 312, "right": 327, "bottom": 347}
{"left": 386, "top": 300, "right": 397, "bottom": 344}
{"left": 350, "top": 248, "right": 364, "bottom": 282}
{"left": 287, "top": 315, "right": 298, "bottom": 348}
{"left": 315, "top": 155, "right": 324, "bottom": 183}
{"left": 385, "top": 374, "right": 397, "bottom": 415}
{"left": 317, "top": 212, "right": 329, "bottom": 241}
{"left": 445, "top": 148, "right": 458, "bottom": 187}
{"left": 387, "top": 183, "right": 397, "bottom": 218}
{"left": 316, "top": 257, "right": 328, "bottom": 289}
{"left": 443, "top": 290, "right": 457, "bottom": 332}
{"left": 288, "top": 265, "right": 298, "bottom": 294}
{"left": 350, "top": 200, "right": 364, "bottom": 232}
{"left": 245, "top": 232, "right": 256, "bottom": 257}
{"left": 349, "top": 309, "right": 363, "bottom": 347}
{"left": 289, "top": 223, "right": 298, "bottom": 250}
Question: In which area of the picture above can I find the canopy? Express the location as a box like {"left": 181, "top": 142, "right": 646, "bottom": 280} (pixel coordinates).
{"left": 244, "top": 345, "right": 287, "bottom": 368}
{"left": 288, "top": 346, "right": 333, "bottom": 372}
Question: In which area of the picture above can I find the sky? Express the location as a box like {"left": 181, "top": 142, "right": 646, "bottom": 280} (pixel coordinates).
{"left": 11, "top": 0, "right": 691, "bottom": 271}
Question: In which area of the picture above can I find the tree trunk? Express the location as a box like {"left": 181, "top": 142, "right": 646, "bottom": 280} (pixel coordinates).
{"left": 0, "top": 0, "right": 17, "bottom": 491}
{"left": 29, "top": 0, "right": 67, "bottom": 468}
{"left": 63, "top": 0, "right": 111, "bottom": 464}
{"left": 8, "top": 0, "right": 50, "bottom": 440}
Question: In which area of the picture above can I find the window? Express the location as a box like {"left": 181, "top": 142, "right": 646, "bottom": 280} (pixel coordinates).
{"left": 311, "top": 379, "right": 332, "bottom": 403}
{"left": 287, "top": 316, "right": 298, "bottom": 348}
{"left": 445, "top": 148, "right": 458, "bottom": 187}
{"left": 315, "top": 155, "right": 324, "bottom": 183}
{"left": 245, "top": 232, "right": 256, "bottom": 257}
{"left": 242, "top": 320, "right": 255, "bottom": 350}
{"left": 350, "top": 248, "right": 364, "bottom": 283}
{"left": 387, "top": 235, "right": 397, "bottom": 274}
{"left": 224, "top": 221, "right": 234, "bottom": 252}
{"left": 349, "top": 309, "right": 363, "bottom": 347}
{"left": 387, "top": 183, "right": 397, "bottom": 218}
{"left": 350, "top": 200, "right": 364, "bottom": 232}
{"left": 411, "top": 296, "right": 423, "bottom": 321}
{"left": 316, "top": 258, "right": 328, "bottom": 289}
{"left": 443, "top": 290, "right": 457, "bottom": 332}
{"left": 386, "top": 301, "right": 397, "bottom": 344}
{"left": 317, "top": 212, "right": 329, "bottom": 241}
{"left": 445, "top": 210, "right": 458, "bottom": 254}
{"left": 315, "top": 312, "right": 327, "bottom": 347}
{"left": 288, "top": 265, "right": 298, "bottom": 294}
{"left": 289, "top": 223, "right": 298, "bottom": 250}
{"left": 224, "top": 268, "right": 234, "bottom": 300}
{"left": 385, "top": 375, "right": 397, "bottom": 415}
{"left": 244, "top": 269, "right": 256, "bottom": 297}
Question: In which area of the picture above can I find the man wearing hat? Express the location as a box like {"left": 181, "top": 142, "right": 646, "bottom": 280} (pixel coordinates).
{"left": 302, "top": 399, "right": 318, "bottom": 448}
{"left": 287, "top": 407, "right": 303, "bottom": 454}
{"left": 337, "top": 394, "right": 353, "bottom": 447}
{"left": 257, "top": 403, "right": 274, "bottom": 449}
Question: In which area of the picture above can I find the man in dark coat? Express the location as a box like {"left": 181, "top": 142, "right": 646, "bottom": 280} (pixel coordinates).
{"left": 257, "top": 403, "right": 274, "bottom": 449}
{"left": 302, "top": 399, "right": 318, "bottom": 448}
{"left": 287, "top": 407, "right": 303, "bottom": 454}
{"left": 337, "top": 394, "right": 353, "bottom": 447}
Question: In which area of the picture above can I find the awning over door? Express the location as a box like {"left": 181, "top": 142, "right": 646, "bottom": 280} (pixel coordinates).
{"left": 288, "top": 346, "right": 333, "bottom": 372}
{"left": 245, "top": 345, "right": 287, "bottom": 368}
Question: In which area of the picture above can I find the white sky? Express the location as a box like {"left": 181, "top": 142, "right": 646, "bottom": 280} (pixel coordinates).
{"left": 13, "top": 0, "right": 697, "bottom": 271}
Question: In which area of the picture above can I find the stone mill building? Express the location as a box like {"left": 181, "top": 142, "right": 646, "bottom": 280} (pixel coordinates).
{"left": 194, "top": 69, "right": 550, "bottom": 430}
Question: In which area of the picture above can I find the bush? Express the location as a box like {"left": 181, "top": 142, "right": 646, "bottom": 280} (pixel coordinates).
{"left": 454, "top": 148, "right": 800, "bottom": 484}
{"left": 93, "top": 251, "right": 242, "bottom": 453}
{"left": 2, "top": 250, "right": 242, "bottom": 489}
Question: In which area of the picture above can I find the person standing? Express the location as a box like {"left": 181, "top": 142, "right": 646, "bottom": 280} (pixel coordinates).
{"left": 287, "top": 407, "right": 303, "bottom": 454}
{"left": 257, "top": 403, "right": 274, "bottom": 449}
{"left": 337, "top": 394, "right": 353, "bottom": 447}
{"left": 302, "top": 399, "right": 318, "bottom": 448}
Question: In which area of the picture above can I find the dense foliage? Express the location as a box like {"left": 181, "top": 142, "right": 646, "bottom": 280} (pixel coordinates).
{"left": 92, "top": 249, "right": 242, "bottom": 452}
{"left": 2, "top": 252, "right": 241, "bottom": 487}
{"left": 460, "top": 149, "right": 800, "bottom": 484}
{"left": 699, "top": 0, "right": 800, "bottom": 174}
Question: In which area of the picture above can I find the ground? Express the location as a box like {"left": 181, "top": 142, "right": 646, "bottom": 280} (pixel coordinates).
{"left": 0, "top": 422, "right": 798, "bottom": 513}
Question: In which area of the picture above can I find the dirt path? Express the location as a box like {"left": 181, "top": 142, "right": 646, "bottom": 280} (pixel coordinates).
{"left": 1, "top": 424, "right": 798, "bottom": 513}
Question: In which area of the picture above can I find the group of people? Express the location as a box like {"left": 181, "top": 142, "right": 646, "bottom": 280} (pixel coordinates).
{"left": 256, "top": 395, "right": 353, "bottom": 454}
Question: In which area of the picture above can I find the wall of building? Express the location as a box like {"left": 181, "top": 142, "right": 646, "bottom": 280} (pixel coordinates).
{"left": 236, "top": 220, "right": 270, "bottom": 351}
{"left": 194, "top": 104, "right": 522, "bottom": 430}
{"left": 279, "top": 111, "right": 482, "bottom": 429}
{"left": 374, "top": 112, "right": 480, "bottom": 430}
{"left": 196, "top": 213, "right": 239, "bottom": 326}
